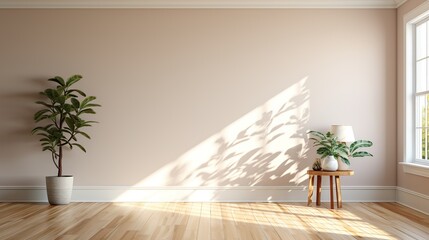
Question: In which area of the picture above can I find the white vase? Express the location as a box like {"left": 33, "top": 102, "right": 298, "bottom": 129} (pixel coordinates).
{"left": 322, "top": 155, "right": 338, "bottom": 171}
{"left": 46, "top": 175, "right": 73, "bottom": 205}
{"left": 337, "top": 159, "right": 350, "bottom": 170}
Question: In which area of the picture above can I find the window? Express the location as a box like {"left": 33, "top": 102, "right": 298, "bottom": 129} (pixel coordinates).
{"left": 402, "top": 2, "right": 429, "bottom": 177}
{"left": 414, "top": 18, "right": 429, "bottom": 164}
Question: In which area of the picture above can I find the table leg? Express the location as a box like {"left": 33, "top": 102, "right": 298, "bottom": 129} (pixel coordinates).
{"left": 330, "top": 176, "right": 334, "bottom": 209}
{"left": 307, "top": 175, "right": 314, "bottom": 206}
{"left": 316, "top": 176, "right": 322, "bottom": 206}
{"left": 335, "top": 176, "right": 342, "bottom": 208}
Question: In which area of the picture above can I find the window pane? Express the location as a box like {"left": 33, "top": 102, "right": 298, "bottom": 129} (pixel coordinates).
{"left": 416, "top": 95, "right": 425, "bottom": 128}
{"left": 416, "top": 59, "right": 427, "bottom": 92}
{"left": 422, "top": 94, "right": 429, "bottom": 160}
{"left": 416, "top": 94, "right": 428, "bottom": 160}
{"left": 417, "top": 128, "right": 423, "bottom": 159}
{"left": 417, "top": 22, "right": 427, "bottom": 60}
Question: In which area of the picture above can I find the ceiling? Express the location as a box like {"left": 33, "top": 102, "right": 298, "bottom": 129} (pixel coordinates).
{"left": 0, "top": 0, "right": 408, "bottom": 9}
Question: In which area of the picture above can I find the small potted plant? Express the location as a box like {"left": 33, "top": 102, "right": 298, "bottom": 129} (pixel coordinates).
{"left": 309, "top": 131, "right": 348, "bottom": 171}
{"left": 309, "top": 130, "right": 373, "bottom": 171}
{"left": 32, "top": 75, "right": 100, "bottom": 204}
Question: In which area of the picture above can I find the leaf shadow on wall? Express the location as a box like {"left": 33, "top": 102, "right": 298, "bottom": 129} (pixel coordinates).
{"left": 117, "top": 77, "right": 311, "bottom": 201}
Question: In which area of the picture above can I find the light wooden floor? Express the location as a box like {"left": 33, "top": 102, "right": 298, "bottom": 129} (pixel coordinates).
{"left": 0, "top": 202, "right": 428, "bottom": 239}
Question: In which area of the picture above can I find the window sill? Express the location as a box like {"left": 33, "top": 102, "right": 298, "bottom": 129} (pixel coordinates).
{"left": 399, "top": 162, "right": 429, "bottom": 178}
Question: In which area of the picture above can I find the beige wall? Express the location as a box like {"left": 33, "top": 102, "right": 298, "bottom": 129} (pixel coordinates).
{"left": 397, "top": 0, "right": 429, "bottom": 195}
{"left": 0, "top": 9, "right": 396, "bottom": 189}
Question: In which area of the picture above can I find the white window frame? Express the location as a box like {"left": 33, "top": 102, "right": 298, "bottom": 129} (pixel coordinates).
{"left": 401, "top": 1, "right": 429, "bottom": 178}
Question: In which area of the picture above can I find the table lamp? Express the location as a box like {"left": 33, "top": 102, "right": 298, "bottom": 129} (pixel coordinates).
{"left": 331, "top": 125, "right": 355, "bottom": 170}
{"left": 331, "top": 125, "right": 355, "bottom": 142}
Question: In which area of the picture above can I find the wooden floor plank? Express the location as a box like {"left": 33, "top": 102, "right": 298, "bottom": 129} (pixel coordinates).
{"left": 219, "top": 203, "right": 240, "bottom": 240}
{"left": 197, "top": 202, "right": 210, "bottom": 240}
{"left": 0, "top": 202, "right": 428, "bottom": 240}
{"left": 248, "top": 203, "right": 281, "bottom": 240}
{"left": 210, "top": 202, "right": 225, "bottom": 240}
{"left": 181, "top": 202, "right": 201, "bottom": 240}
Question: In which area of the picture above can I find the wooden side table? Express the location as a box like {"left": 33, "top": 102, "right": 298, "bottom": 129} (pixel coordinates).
{"left": 307, "top": 170, "right": 354, "bottom": 209}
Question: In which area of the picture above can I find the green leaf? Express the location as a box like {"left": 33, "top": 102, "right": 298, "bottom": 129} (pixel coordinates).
{"left": 76, "top": 131, "right": 91, "bottom": 139}
{"left": 44, "top": 89, "right": 59, "bottom": 101}
{"left": 65, "top": 117, "right": 75, "bottom": 131}
{"left": 71, "top": 98, "right": 80, "bottom": 109}
{"left": 72, "top": 143, "right": 86, "bottom": 152}
{"left": 48, "top": 76, "right": 65, "bottom": 86}
{"left": 63, "top": 103, "right": 73, "bottom": 113}
{"left": 308, "top": 131, "right": 325, "bottom": 140}
{"left": 81, "top": 96, "right": 96, "bottom": 108}
{"left": 66, "top": 75, "right": 82, "bottom": 87}
{"left": 34, "top": 109, "right": 50, "bottom": 120}
{"left": 34, "top": 114, "right": 51, "bottom": 123}
{"left": 340, "top": 156, "right": 350, "bottom": 165}
{"left": 352, "top": 151, "right": 373, "bottom": 158}
{"left": 32, "top": 126, "right": 48, "bottom": 134}
{"left": 81, "top": 103, "right": 101, "bottom": 109}
{"left": 68, "top": 89, "right": 86, "bottom": 97}
{"left": 35, "top": 101, "right": 52, "bottom": 108}
{"left": 81, "top": 108, "right": 96, "bottom": 114}
{"left": 85, "top": 120, "right": 99, "bottom": 124}
{"left": 58, "top": 95, "right": 66, "bottom": 105}
{"left": 42, "top": 146, "right": 54, "bottom": 152}
{"left": 350, "top": 140, "right": 373, "bottom": 153}
{"left": 36, "top": 133, "right": 49, "bottom": 138}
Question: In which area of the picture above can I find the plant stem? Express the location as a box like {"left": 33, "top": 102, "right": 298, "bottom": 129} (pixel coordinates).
{"left": 58, "top": 110, "right": 64, "bottom": 177}
{"left": 58, "top": 145, "right": 62, "bottom": 177}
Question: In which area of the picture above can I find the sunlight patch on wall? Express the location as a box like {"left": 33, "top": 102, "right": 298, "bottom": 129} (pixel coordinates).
{"left": 116, "top": 77, "right": 310, "bottom": 201}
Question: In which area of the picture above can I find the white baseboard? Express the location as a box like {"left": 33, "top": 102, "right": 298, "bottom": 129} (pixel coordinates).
{"left": 0, "top": 185, "right": 397, "bottom": 203}
{"left": 3, "top": 186, "right": 429, "bottom": 216}
{"left": 396, "top": 187, "right": 429, "bottom": 215}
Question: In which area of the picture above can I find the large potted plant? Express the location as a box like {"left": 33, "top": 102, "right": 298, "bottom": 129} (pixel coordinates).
{"left": 32, "top": 75, "right": 100, "bottom": 204}
{"left": 309, "top": 130, "right": 373, "bottom": 171}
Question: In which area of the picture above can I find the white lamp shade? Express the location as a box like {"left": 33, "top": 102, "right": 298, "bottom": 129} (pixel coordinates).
{"left": 331, "top": 125, "right": 355, "bottom": 142}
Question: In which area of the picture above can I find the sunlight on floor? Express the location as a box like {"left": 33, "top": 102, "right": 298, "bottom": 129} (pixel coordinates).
{"left": 115, "top": 202, "right": 394, "bottom": 239}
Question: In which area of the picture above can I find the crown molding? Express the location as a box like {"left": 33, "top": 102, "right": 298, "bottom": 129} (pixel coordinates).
{"left": 0, "top": 0, "right": 404, "bottom": 9}
{"left": 395, "top": 0, "right": 409, "bottom": 8}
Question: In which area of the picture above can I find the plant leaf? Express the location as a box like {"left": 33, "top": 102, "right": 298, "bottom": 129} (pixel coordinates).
{"left": 340, "top": 156, "right": 350, "bottom": 165}
{"left": 48, "top": 76, "right": 65, "bottom": 86}
{"left": 72, "top": 143, "right": 86, "bottom": 152}
{"left": 308, "top": 131, "right": 325, "bottom": 140}
{"left": 76, "top": 131, "right": 91, "bottom": 139}
{"left": 79, "top": 108, "right": 96, "bottom": 115}
{"left": 66, "top": 75, "right": 82, "bottom": 87}
{"left": 65, "top": 117, "right": 75, "bottom": 131}
{"left": 350, "top": 140, "right": 373, "bottom": 153}
{"left": 81, "top": 96, "right": 96, "bottom": 108}
{"left": 71, "top": 98, "right": 80, "bottom": 109}
{"left": 34, "top": 109, "right": 50, "bottom": 120}
{"left": 68, "top": 89, "right": 86, "bottom": 97}
{"left": 81, "top": 103, "right": 101, "bottom": 109}
{"left": 35, "top": 101, "right": 52, "bottom": 108}
{"left": 352, "top": 151, "right": 373, "bottom": 158}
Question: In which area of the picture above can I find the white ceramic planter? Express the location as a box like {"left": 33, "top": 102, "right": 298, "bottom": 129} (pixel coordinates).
{"left": 322, "top": 155, "right": 338, "bottom": 171}
{"left": 46, "top": 175, "right": 73, "bottom": 205}
{"left": 337, "top": 159, "right": 350, "bottom": 170}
